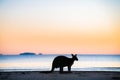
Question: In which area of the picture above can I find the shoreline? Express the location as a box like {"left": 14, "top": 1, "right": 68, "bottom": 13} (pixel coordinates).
{"left": 0, "top": 71, "right": 120, "bottom": 80}
{"left": 1, "top": 67, "right": 120, "bottom": 72}
{"left": 1, "top": 70, "right": 120, "bottom": 73}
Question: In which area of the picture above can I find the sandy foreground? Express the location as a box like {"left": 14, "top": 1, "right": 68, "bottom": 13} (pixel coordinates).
{"left": 0, "top": 71, "right": 120, "bottom": 80}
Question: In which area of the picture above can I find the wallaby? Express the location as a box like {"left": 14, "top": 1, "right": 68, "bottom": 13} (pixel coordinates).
{"left": 51, "top": 54, "right": 78, "bottom": 73}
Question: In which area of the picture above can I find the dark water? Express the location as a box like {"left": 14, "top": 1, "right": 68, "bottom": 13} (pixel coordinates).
{"left": 0, "top": 54, "right": 120, "bottom": 72}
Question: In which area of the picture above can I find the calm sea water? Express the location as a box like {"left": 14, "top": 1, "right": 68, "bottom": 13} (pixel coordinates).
{"left": 0, "top": 54, "right": 120, "bottom": 72}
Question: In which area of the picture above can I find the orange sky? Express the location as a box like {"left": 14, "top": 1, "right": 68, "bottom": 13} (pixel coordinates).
{"left": 0, "top": 0, "right": 120, "bottom": 55}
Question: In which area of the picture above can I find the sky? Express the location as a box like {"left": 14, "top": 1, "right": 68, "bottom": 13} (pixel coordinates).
{"left": 0, "top": 0, "right": 120, "bottom": 55}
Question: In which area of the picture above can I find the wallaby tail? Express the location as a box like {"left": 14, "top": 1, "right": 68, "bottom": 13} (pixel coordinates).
{"left": 39, "top": 67, "right": 54, "bottom": 73}
{"left": 40, "top": 71, "right": 52, "bottom": 73}
{"left": 50, "top": 67, "right": 54, "bottom": 72}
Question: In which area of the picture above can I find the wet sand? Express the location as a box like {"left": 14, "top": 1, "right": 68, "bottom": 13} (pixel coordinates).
{"left": 0, "top": 71, "right": 120, "bottom": 80}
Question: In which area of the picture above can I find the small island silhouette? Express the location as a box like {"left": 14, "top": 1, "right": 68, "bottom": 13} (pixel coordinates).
{"left": 20, "top": 52, "right": 36, "bottom": 55}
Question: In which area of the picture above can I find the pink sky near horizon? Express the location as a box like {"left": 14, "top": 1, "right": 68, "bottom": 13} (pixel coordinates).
{"left": 0, "top": 0, "right": 120, "bottom": 55}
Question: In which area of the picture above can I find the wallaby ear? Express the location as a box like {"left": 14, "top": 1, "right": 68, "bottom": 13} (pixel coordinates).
{"left": 71, "top": 54, "right": 74, "bottom": 56}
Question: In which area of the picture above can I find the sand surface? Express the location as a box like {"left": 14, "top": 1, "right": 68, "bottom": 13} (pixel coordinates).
{"left": 0, "top": 71, "right": 120, "bottom": 80}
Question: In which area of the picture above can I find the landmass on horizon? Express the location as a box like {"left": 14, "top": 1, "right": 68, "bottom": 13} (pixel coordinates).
{"left": 0, "top": 52, "right": 120, "bottom": 56}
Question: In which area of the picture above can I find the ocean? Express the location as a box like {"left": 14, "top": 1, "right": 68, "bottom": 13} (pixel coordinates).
{"left": 0, "top": 54, "right": 120, "bottom": 72}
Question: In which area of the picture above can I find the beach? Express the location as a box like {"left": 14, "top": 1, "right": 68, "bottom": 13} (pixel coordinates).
{"left": 0, "top": 71, "right": 120, "bottom": 80}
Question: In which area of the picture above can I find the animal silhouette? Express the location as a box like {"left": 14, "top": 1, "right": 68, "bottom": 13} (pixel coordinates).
{"left": 51, "top": 54, "right": 78, "bottom": 73}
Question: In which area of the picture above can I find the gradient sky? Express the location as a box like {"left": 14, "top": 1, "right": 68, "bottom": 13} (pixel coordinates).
{"left": 0, "top": 0, "right": 120, "bottom": 55}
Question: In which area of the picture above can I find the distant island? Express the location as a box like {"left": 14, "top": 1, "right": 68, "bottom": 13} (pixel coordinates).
{"left": 38, "top": 53, "right": 42, "bottom": 55}
{"left": 20, "top": 52, "right": 36, "bottom": 55}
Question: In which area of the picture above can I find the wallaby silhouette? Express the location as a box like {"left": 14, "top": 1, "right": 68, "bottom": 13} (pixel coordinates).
{"left": 51, "top": 54, "right": 78, "bottom": 73}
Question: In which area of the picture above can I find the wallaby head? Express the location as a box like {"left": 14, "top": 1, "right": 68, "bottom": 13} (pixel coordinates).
{"left": 71, "top": 54, "right": 78, "bottom": 61}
